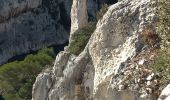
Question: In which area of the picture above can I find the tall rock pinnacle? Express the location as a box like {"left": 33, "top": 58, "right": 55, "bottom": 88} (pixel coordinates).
{"left": 70, "top": 0, "right": 88, "bottom": 41}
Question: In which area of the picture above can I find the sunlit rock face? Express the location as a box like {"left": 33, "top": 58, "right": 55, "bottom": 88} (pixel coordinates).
{"left": 70, "top": 0, "right": 88, "bottom": 40}
{"left": 32, "top": 0, "right": 159, "bottom": 99}
{"left": 89, "top": 0, "right": 158, "bottom": 99}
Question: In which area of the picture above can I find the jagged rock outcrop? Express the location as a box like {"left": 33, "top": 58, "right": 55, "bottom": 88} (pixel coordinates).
{"left": 32, "top": 68, "right": 53, "bottom": 100}
{"left": 32, "top": 0, "right": 160, "bottom": 100}
{"left": 0, "top": 0, "right": 112, "bottom": 65}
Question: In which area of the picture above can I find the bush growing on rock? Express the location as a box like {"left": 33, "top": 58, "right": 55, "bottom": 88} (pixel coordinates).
{"left": 69, "top": 22, "right": 96, "bottom": 55}
{"left": 0, "top": 48, "right": 55, "bottom": 100}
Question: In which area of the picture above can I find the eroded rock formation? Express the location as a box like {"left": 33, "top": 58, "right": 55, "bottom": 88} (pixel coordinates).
{"left": 32, "top": 0, "right": 161, "bottom": 100}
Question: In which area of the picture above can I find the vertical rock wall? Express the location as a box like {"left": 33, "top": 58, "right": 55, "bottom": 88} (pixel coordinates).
{"left": 0, "top": 0, "right": 72, "bottom": 65}
{"left": 70, "top": 0, "right": 88, "bottom": 41}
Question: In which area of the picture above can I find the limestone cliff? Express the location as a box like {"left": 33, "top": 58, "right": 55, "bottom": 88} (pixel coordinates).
{"left": 0, "top": 0, "right": 71, "bottom": 64}
{"left": 32, "top": 0, "right": 163, "bottom": 100}
{"left": 0, "top": 0, "right": 112, "bottom": 65}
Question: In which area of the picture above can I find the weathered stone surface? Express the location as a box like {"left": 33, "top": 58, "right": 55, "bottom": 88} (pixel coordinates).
{"left": 32, "top": 68, "right": 53, "bottom": 100}
{"left": 32, "top": 0, "right": 159, "bottom": 100}
{"left": 32, "top": 46, "right": 91, "bottom": 100}
{"left": 53, "top": 51, "right": 70, "bottom": 77}
{"left": 49, "top": 49, "right": 90, "bottom": 100}
{"left": 88, "top": 0, "right": 158, "bottom": 99}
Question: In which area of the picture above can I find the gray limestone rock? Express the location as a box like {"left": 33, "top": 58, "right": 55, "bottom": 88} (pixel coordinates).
{"left": 0, "top": 0, "right": 71, "bottom": 64}
{"left": 32, "top": 0, "right": 159, "bottom": 100}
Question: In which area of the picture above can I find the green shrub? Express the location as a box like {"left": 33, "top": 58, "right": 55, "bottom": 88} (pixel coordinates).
{"left": 69, "top": 22, "right": 96, "bottom": 55}
{"left": 0, "top": 48, "right": 55, "bottom": 100}
{"left": 151, "top": 49, "right": 170, "bottom": 86}
{"left": 96, "top": 4, "right": 109, "bottom": 20}
{"left": 158, "top": 0, "right": 170, "bottom": 48}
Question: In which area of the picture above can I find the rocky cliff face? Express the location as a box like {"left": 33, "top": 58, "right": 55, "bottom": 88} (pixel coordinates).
{"left": 0, "top": 0, "right": 72, "bottom": 64}
{"left": 32, "top": 0, "right": 162, "bottom": 100}
{"left": 0, "top": 0, "right": 113, "bottom": 65}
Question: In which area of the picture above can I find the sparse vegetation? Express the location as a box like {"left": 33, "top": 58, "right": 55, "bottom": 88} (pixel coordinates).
{"left": 158, "top": 0, "right": 170, "bottom": 48}
{"left": 0, "top": 48, "right": 55, "bottom": 100}
{"left": 151, "top": 49, "right": 170, "bottom": 86}
{"left": 69, "top": 22, "right": 96, "bottom": 55}
{"left": 151, "top": 0, "right": 170, "bottom": 88}
{"left": 96, "top": 4, "right": 109, "bottom": 20}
